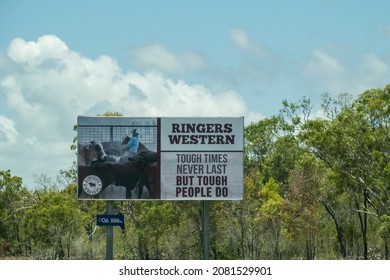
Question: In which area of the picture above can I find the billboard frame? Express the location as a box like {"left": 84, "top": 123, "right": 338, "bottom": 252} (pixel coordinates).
{"left": 77, "top": 116, "right": 243, "bottom": 201}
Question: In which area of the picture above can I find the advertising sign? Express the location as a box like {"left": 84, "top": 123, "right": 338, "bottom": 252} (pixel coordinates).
{"left": 160, "top": 117, "right": 243, "bottom": 200}
{"left": 77, "top": 116, "right": 243, "bottom": 200}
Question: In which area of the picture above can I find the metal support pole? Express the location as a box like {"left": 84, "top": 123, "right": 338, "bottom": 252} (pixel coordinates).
{"left": 202, "top": 200, "right": 210, "bottom": 260}
{"left": 106, "top": 201, "right": 114, "bottom": 260}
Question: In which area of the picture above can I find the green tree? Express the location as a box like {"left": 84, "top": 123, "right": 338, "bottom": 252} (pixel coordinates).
{"left": 299, "top": 84, "right": 390, "bottom": 259}
{"left": 285, "top": 154, "right": 327, "bottom": 259}
{"left": 256, "top": 178, "right": 285, "bottom": 259}
{"left": 0, "top": 170, "right": 32, "bottom": 257}
{"left": 24, "top": 183, "right": 82, "bottom": 259}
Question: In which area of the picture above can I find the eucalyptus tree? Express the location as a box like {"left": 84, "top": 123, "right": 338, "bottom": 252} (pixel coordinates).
{"left": 242, "top": 117, "right": 286, "bottom": 259}
{"left": 244, "top": 114, "right": 309, "bottom": 259}
{"left": 24, "top": 182, "right": 83, "bottom": 259}
{"left": 0, "top": 170, "right": 31, "bottom": 256}
{"left": 117, "top": 200, "right": 179, "bottom": 259}
{"left": 298, "top": 84, "right": 390, "bottom": 259}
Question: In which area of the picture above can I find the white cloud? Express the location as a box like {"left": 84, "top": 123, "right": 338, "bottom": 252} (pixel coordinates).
{"left": 229, "top": 28, "right": 285, "bottom": 85}
{"left": 131, "top": 44, "right": 206, "bottom": 75}
{"left": 302, "top": 49, "right": 390, "bottom": 96}
{"left": 230, "top": 28, "right": 270, "bottom": 57}
{"left": 0, "top": 35, "right": 257, "bottom": 188}
{"left": 360, "top": 53, "right": 389, "bottom": 76}
{"left": 301, "top": 49, "right": 350, "bottom": 94}
{"left": 230, "top": 28, "right": 252, "bottom": 50}
{"left": 352, "top": 53, "right": 390, "bottom": 94}
{"left": 0, "top": 116, "right": 18, "bottom": 144}
{"left": 303, "top": 49, "right": 347, "bottom": 81}
{"left": 8, "top": 35, "right": 69, "bottom": 67}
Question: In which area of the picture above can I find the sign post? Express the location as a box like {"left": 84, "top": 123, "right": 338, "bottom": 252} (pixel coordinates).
{"left": 106, "top": 201, "right": 113, "bottom": 260}
{"left": 202, "top": 200, "right": 210, "bottom": 260}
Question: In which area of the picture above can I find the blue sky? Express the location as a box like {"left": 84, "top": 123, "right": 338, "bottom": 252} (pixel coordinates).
{"left": 1, "top": 0, "right": 389, "bottom": 188}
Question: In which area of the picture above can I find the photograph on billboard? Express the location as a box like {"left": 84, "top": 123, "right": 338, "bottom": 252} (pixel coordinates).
{"left": 77, "top": 116, "right": 243, "bottom": 200}
{"left": 77, "top": 117, "right": 159, "bottom": 200}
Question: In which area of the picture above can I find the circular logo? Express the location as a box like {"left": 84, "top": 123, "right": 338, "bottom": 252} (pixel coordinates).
{"left": 82, "top": 175, "right": 103, "bottom": 196}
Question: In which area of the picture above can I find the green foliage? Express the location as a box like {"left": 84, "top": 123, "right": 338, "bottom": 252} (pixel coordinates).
{"left": 0, "top": 170, "right": 27, "bottom": 255}
{"left": 257, "top": 178, "right": 284, "bottom": 220}
{"left": 244, "top": 116, "right": 282, "bottom": 173}
{"left": 24, "top": 184, "right": 82, "bottom": 259}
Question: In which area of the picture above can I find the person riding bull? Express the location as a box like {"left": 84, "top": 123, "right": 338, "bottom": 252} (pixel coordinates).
{"left": 127, "top": 128, "right": 139, "bottom": 159}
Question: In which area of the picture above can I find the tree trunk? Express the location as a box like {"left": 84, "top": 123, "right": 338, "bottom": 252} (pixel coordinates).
{"left": 240, "top": 209, "right": 246, "bottom": 259}
{"left": 306, "top": 231, "right": 316, "bottom": 260}
{"left": 272, "top": 221, "right": 282, "bottom": 260}
{"left": 321, "top": 200, "right": 347, "bottom": 258}
{"left": 138, "top": 235, "right": 149, "bottom": 259}
{"left": 355, "top": 192, "right": 368, "bottom": 260}
{"left": 55, "top": 238, "right": 64, "bottom": 260}
{"left": 363, "top": 191, "right": 368, "bottom": 260}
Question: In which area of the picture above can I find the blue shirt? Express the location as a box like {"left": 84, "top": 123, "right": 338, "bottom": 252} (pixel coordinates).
{"left": 128, "top": 135, "right": 139, "bottom": 154}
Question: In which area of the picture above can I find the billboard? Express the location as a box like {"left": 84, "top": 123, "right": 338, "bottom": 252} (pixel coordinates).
{"left": 77, "top": 116, "right": 243, "bottom": 200}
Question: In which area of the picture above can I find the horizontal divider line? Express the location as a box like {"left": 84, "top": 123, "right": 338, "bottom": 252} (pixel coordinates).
{"left": 160, "top": 150, "right": 243, "bottom": 153}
